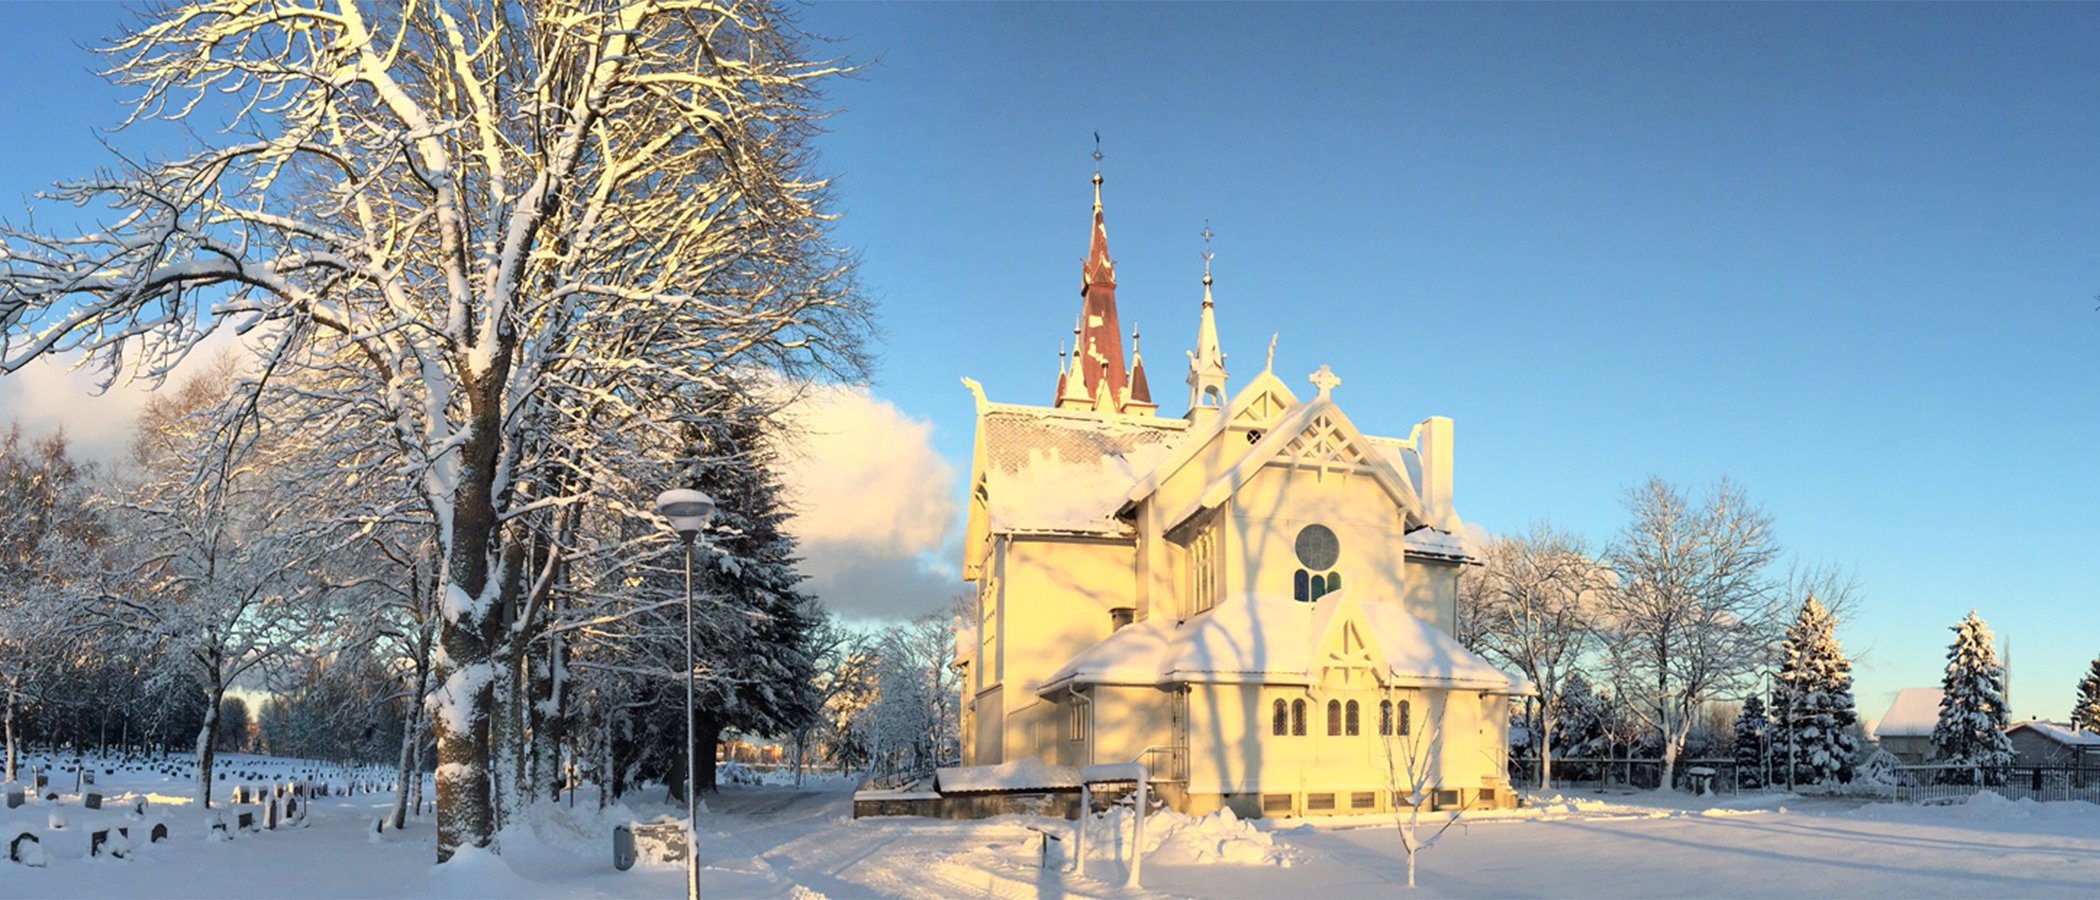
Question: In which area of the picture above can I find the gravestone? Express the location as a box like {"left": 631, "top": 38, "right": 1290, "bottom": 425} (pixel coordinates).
{"left": 43, "top": 792, "right": 57, "bottom": 802}
{"left": 34, "top": 774, "right": 46, "bottom": 789}
{"left": 5, "top": 788, "right": 21, "bottom": 809}
{"left": 266, "top": 797, "right": 278, "bottom": 830}
{"left": 150, "top": 822, "right": 168, "bottom": 843}
{"left": 90, "top": 827, "right": 130, "bottom": 859}
{"left": 233, "top": 786, "right": 247, "bottom": 805}
{"left": 285, "top": 796, "right": 298, "bottom": 820}
{"left": 132, "top": 797, "right": 148, "bottom": 817}
{"left": 614, "top": 822, "right": 689, "bottom": 871}
{"left": 9, "top": 831, "right": 41, "bottom": 867}
{"left": 84, "top": 793, "right": 103, "bottom": 810}
{"left": 81, "top": 771, "right": 93, "bottom": 786}
{"left": 237, "top": 811, "right": 256, "bottom": 832}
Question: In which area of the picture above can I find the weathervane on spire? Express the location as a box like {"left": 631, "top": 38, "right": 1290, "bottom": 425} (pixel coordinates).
{"left": 1201, "top": 221, "right": 1215, "bottom": 286}
{"left": 1093, "top": 131, "right": 1104, "bottom": 172}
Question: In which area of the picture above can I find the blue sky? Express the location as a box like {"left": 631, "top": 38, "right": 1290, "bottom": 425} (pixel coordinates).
{"left": 3, "top": 3, "right": 2096, "bottom": 723}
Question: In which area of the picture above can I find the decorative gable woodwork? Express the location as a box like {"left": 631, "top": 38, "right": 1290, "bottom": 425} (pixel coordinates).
{"left": 1284, "top": 412, "right": 1371, "bottom": 478}
{"left": 1230, "top": 383, "right": 1291, "bottom": 429}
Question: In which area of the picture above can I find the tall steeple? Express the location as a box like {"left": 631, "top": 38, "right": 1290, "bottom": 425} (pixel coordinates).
{"left": 1052, "top": 135, "right": 1151, "bottom": 416}
{"left": 1187, "top": 223, "right": 1228, "bottom": 418}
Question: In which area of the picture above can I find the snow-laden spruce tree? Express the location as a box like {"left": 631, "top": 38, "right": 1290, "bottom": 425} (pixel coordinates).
{"left": 676, "top": 408, "right": 821, "bottom": 795}
{"left": 1732, "top": 696, "right": 1768, "bottom": 789}
{"left": 1772, "top": 593, "right": 1861, "bottom": 787}
{"left": 0, "top": 0, "right": 868, "bottom": 859}
{"left": 2071, "top": 655, "right": 2100, "bottom": 733}
{"left": 1930, "top": 611, "right": 2013, "bottom": 785}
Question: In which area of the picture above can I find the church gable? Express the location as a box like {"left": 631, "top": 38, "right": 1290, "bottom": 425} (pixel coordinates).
{"left": 1311, "top": 591, "right": 1387, "bottom": 689}
{"left": 1227, "top": 370, "right": 1297, "bottom": 431}
{"left": 1283, "top": 410, "right": 1373, "bottom": 477}
{"left": 1164, "top": 377, "right": 1429, "bottom": 535}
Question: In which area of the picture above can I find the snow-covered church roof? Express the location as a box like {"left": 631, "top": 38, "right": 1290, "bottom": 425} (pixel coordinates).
{"left": 975, "top": 403, "right": 1188, "bottom": 536}
{"left": 1037, "top": 589, "right": 1528, "bottom": 696}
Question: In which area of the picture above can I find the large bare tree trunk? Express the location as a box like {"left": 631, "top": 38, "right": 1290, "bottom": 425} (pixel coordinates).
{"left": 4, "top": 680, "right": 18, "bottom": 783}
{"left": 194, "top": 680, "right": 222, "bottom": 809}
{"left": 434, "top": 394, "right": 510, "bottom": 862}
{"left": 392, "top": 657, "right": 430, "bottom": 830}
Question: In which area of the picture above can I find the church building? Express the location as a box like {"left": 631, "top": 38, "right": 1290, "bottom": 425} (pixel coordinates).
{"left": 955, "top": 165, "right": 1527, "bottom": 818}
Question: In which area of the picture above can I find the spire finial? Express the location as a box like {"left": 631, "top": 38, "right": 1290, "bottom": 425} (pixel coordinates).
{"left": 1093, "top": 131, "right": 1104, "bottom": 172}
{"left": 1200, "top": 221, "right": 1215, "bottom": 288}
{"left": 1265, "top": 334, "right": 1278, "bottom": 373}
{"left": 1131, "top": 323, "right": 1141, "bottom": 355}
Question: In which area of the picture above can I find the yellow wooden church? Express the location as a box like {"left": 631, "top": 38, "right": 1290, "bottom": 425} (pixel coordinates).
{"left": 955, "top": 167, "right": 1527, "bottom": 818}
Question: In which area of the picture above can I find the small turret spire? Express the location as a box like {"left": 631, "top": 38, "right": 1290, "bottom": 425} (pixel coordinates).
{"left": 1187, "top": 223, "right": 1228, "bottom": 418}
{"left": 1057, "top": 317, "right": 1091, "bottom": 408}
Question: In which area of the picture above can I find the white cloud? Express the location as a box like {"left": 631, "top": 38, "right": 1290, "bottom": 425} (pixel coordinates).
{"left": 773, "top": 383, "right": 962, "bottom": 620}
{"left": 1, "top": 351, "right": 967, "bottom": 620}
{"left": 0, "top": 329, "right": 247, "bottom": 462}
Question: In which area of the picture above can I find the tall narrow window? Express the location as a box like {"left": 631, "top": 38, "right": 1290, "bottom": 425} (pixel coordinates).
{"left": 1326, "top": 699, "right": 1342, "bottom": 736}
{"left": 1293, "top": 569, "right": 1310, "bottom": 602}
{"left": 1346, "top": 700, "right": 1361, "bottom": 736}
{"left": 1311, "top": 573, "right": 1329, "bottom": 601}
{"left": 1397, "top": 699, "right": 1412, "bottom": 736}
{"left": 1272, "top": 699, "right": 1288, "bottom": 736}
{"left": 1380, "top": 699, "right": 1394, "bottom": 736}
{"left": 1189, "top": 528, "right": 1220, "bottom": 615}
{"left": 1291, "top": 699, "right": 1307, "bottom": 736}
{"left": 1327, "top": 572, "right": 1342, "bottom": 593}
{"left": 1071, "top": 698, "right": 1087, "bottom": 742}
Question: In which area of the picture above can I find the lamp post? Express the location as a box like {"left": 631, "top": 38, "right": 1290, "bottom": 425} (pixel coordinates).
{"left": 655, "top": 486, "right": 715, "bottom": 900}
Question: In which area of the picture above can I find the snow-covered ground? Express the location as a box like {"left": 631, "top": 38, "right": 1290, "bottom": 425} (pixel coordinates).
{"left": 4, "top": 754, "right": 2097, "bottom": 898}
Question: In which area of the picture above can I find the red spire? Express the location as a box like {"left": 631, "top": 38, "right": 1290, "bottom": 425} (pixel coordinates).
{"left": 1129, "top": 326, "right": 1153, "bottom": 405}
{"left": 1075, "top": 169, "right": 1131, "bottom": 411}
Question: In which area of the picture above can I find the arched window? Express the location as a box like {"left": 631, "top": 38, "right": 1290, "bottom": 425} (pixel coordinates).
{"left": 1272, "top": 699, "right": 1288, "bottom": 736}
{"left": 1327, "top": 572, "right": 1342, "bottom": 593}
{"left": 1379, "top": 699, "right": 1393, "bottom": 736}
{"left": 1396, "top": 699, "right": 1412, "bottom": 736}
{"left": 1314, "top": 574, "right": 1333, "bottom": 600}
{"left": 1291, "top": 699, "right": 1307, "bottom": 736}
{"left": 1346, "top": 700, "right": 1361, "bottom": 736}
{"left": 1293, "top": 570, "right": 1310, "bottom": 602}
{"left": 1326, "top": 699, "right": 1342, "bottom": 736}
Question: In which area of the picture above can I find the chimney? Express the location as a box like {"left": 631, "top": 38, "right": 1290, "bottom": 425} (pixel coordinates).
{"left": 1414, "top": 416, "right": 1456, "bottom": 531}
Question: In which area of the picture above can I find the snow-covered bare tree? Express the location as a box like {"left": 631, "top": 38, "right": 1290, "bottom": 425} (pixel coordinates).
{"left": 1771, "top": 593, "right": 1860, "bottom": 787}
{"left": 854, "top": 609, "right": 962, "bottom": 787}
{"left": 1464, "top": 523, "right": 1607, "bottom": 790}
{"left": 2072, "top": 654, "right": 2100, "bottom": 734}
{"left": 0, "top": 0, "right": 868, "bottom": 858}
{"left": 1930, "top": 610, "right": 2012, "bottom": 785}
{"left": 97, "top": 364, "right": 334, "bottom": 806}
{"left": 1599, "top": 477, "right": 1782, "bottom": 791}
{"left": 0, "top": 424, "right": 101, "bottom": 781}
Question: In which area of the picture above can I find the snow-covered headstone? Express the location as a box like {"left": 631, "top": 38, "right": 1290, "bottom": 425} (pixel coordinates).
{"left": 9, "top": 832, "right": 43, "bottom": 867}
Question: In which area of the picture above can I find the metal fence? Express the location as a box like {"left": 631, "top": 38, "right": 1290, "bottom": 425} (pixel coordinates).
{"left": 1882, "top": 765, "right": 2100, "bottom": 805}
{"left": 1507, "top": 757, "right": 1741, "bottom": 795}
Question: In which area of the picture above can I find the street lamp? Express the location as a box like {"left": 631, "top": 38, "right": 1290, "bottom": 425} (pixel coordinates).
{"left": 655, "top": 486, "right": 715, "bottom": 900}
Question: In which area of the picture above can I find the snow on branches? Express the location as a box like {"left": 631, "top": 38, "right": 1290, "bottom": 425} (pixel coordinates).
{"left": 1931, "top": 610, "right": 2013, "bottom": 785}
{"left": 0, "top": 0, "right": 870, "bottom": 861}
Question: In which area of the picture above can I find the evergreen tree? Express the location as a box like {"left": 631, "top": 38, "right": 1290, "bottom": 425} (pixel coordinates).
{"left": 1733, "top": 696, "right": 1768, "bottom": 789}
{"left": 2073, "top": 654, "right": 2100, "bottom": 733}
{"left": 1773, "top": 594, "right": 1862, "bottom": 786}
{"left": 1930, "top": 610, "right": 2013, "bottom": 785}
{"left": 678, "top": 408, "right": 823, "bottom": 795}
